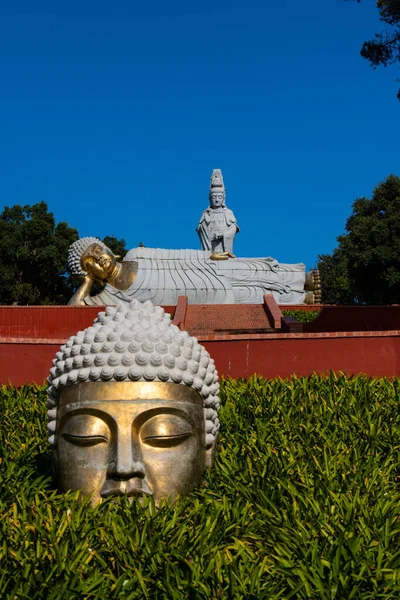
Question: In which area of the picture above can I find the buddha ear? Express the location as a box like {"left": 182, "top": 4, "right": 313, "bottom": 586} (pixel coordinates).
{"left": 205, "top": 442, "right": 217, "bottom": 469}
{"left": 114, "top": 255, "right": 121, "bottom": 260}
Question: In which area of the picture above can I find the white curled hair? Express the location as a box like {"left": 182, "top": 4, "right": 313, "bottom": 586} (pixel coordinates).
{"left": 67, "top": 237, "right": 106, "bottom": 277}
{"left": 47, "top": 300, "right": 220, "bottom": 449}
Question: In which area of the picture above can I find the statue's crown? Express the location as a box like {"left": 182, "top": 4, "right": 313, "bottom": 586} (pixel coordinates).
{"left": 209, "top": 169, "right": 225, "bottom": 194}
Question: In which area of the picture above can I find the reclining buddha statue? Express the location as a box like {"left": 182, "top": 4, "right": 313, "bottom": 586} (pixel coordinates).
{"left": 67, "top": 238, "right": 319, "bottom": 306}
{"left": 67, "top": 169, "right": 321, "bottom": 307}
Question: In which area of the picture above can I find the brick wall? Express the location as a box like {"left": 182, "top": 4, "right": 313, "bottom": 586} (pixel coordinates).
{"left": 1, "top": 304, "right": 400, "bottom": 385}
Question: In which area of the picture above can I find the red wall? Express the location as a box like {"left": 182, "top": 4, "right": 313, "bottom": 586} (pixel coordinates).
{"left": 1, "top": 306, "right": 400, "bottom": 386}
{"left": 0, "top": 306, "right": 102, "bottom": 339}
{"left": 2, "top": 332, "right": 400, "bottom": 387}
{"left": 304, "top": 305, "right": 400, "bottom": 333}
{"left": 203, "top": 334, "right": 400, "bottom": 379}
{"left": 0, "top": 306, "right": 108, "bottom": 387}
{"left": 0, "top": 342, "right": 59, "bottom": 387}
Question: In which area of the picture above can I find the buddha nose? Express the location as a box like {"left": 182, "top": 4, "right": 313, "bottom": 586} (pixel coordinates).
{"left": 108, "top": 432, "right": 145, "bottom": 480}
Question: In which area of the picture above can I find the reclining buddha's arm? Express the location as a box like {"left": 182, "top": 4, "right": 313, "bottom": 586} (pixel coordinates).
{"left": 68, "top": 275, "right": 95, "bottom": 306}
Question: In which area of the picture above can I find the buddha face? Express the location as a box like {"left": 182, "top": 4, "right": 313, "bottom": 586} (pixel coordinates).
{"left": 80, "top": 243, "right": 116, "bottom": 281}
{"left": 56, "top": 381, "right": 208, "bottom": 504}
{"left": 210, "top": 192, "right": 225, "bottom": 209}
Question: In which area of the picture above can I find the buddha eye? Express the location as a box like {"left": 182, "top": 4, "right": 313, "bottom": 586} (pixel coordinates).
{"left": 62, "top": 433, "right": 108, "bottom": 447}
{"left": 61, "top": 415, "right": 110, "bottom": 446}
{"left": 140, "top": 415, "right": 193, "bottom": 447}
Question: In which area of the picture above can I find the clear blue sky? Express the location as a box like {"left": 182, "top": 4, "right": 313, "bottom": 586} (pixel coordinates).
{"left": 1, "top": 0, "right": 399, "bottom": 269}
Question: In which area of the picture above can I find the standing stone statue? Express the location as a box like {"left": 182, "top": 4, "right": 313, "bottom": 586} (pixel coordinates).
{"left": 196, "top": 169, "right": 239, "bottom": 255}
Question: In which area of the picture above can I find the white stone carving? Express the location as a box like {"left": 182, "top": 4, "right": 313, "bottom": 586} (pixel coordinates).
{"left": 196, "top": 169, "right": 239, "bottom": 254}
{"left": 82, "top": 247, "right": 306, "bottom": 306}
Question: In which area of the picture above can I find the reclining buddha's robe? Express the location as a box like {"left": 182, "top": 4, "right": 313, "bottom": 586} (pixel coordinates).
{"left": 83, "top": 247, "right": 306, "bottom": 306}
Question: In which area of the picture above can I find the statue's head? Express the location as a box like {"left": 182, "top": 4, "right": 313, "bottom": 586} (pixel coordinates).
{"left": 208, "top": 168, "right": 226, "bottom": 208}
{"left": 47, "top": 300, "right": 220, "bottom": 504}
{"left": 80, "top": 243, "right": 117, "bottom": 282}
{"left": 68, "top": 237, "right": 116, "bottom": 280}
{"left": 209, "top": 190, "right": 226, "bottom": 209}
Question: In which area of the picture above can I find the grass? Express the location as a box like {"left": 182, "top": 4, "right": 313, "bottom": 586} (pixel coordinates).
{"left": 1, "top": 374, "right": 400, "bottom": 598}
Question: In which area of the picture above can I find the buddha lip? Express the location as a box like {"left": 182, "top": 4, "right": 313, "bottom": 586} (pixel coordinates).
{"left": 101, "top": 487, "right": 148, "bottom": 498}
{"left": 100, "top": 479, "right": 153, "bottom": 498}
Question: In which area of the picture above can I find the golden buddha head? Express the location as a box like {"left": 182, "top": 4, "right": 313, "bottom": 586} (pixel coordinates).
{"left": 80, "top": 243, "right": 117, "bottom": 282}
{"left": 68, "top": 237, "right": 119, "bottom": 282}
{"left": 47, "top": 300, "right": 220, "bottom": 504}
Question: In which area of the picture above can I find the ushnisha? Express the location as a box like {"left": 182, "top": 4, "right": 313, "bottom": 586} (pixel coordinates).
{"left": 47, "top": 300, "right": 220, "bottom": 504}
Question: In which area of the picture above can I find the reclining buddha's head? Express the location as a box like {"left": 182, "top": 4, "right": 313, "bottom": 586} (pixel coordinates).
{"left": 80, "top": 243, "right": 117, "bottom": 282}
{"left": 47, "top": 300, "right": 220, "bottom": 504}
{"left": 68, "top": 237, "right": 118, "bottom": 282}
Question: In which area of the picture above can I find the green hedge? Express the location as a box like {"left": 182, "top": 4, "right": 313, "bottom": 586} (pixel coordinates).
{"left": 1, "top": 375, "right": 400, "bottom": 598}
{"left": 282, "top": 309, "right": 320, "bottom": 324}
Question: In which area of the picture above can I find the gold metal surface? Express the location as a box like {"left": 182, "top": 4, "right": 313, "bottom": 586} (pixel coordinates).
{"left": 59, "top": 381, "right": 203, "bottom": 406}
{"left": 304, "top": 270, "right": 322, "bottom": 304}
{"left": 68, "top": 244, "right": 138, "bottom": 306}
{"left": 304, "top": 292, "right": 315, "bottom": 305}
{"left": 210, "top": 251, "right": 236, "bottom": 260}
{"left": 56, "top": 381, "right": 208, "bottom": 504}
{"left": 80, "top": 244, "right": 118, "bottom": 282}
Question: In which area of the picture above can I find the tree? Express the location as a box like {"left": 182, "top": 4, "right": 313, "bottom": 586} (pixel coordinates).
{"left": 102, "top": 235, "right": 127, "bottom": 258}
{"left": 317, "top": 175, "right": 400, "bottom": 304}
{"left": 347, "top": 0, "right": 400, "bottom": 99}
{"left": 0, "top": 202, "right": 78, "bottom": 305}
{"left": 316, "top": 249, "right": 354, "bottom": 304}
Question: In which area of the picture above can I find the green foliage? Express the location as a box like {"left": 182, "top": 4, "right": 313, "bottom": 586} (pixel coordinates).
{"left": 317, "top": 174, "right": 400, "bottom": 304}
{"left": 0, "top": 202, "right": 130, "bottom": 305}
{"left": 281, "top": 309, "right": 320, "bottom": 323}
{"left": 0, "top": 202, "right": 78, "bottom": 305}
{"left": 316, "top": 248, "right": 354, "bottom": 305}
{"left": 2, "top": 374, "right": 400, "bottom": 598}
{"left": 102, "top": 236, "right": 128, "bottom": 259}
{"left": 346, "top": 0, "right": 400, "bottom": 99}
